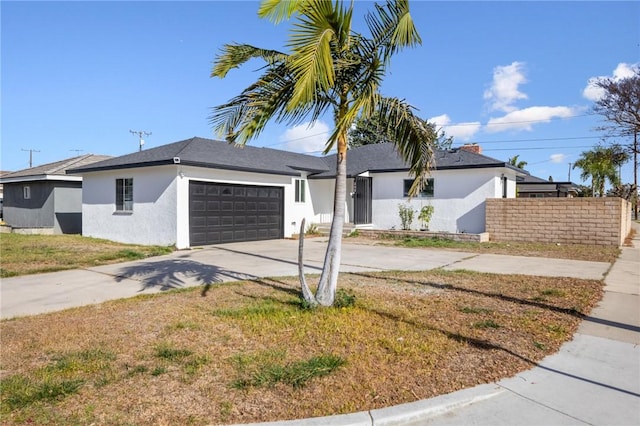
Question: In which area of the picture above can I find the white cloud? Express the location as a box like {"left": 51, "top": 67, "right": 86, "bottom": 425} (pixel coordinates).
{"left": 428, "top": 114, "right": 481, "bottom": 141}
{"left": 550, "top": 153, "right": 568, "bottom": 163}
{"left": 483, "top": 62, "right": 528, "bottom": 113}
{"left": 279, "top": 121, "right": 330, "bottom": 153}
{"left": 485, "top": 106, "right": 577, "bottom": 133}
{"left": 582, "top": 62, "right": 639, "bottom": 101}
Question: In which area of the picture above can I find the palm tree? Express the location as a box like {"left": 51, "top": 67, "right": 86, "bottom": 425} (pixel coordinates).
{"left": 573, "top": 146, "right": 628, "bottom": 197}
{"left": 210, "top": 0, "right": 435, "bottom": 306}
{"left": 508, "top": 155, "right": 528, "bottom": 169}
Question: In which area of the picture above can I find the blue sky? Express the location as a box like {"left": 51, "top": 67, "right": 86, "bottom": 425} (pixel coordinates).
{"left": 2, "top": 1, "right": 639, "bottom": 186}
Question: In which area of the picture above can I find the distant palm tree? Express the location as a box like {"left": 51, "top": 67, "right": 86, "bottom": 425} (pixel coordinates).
{"left": 573, "top": 146, "right": 628, "bottom": 197}
{"left": 508, "top": 155, "right": 528, "bottom": 169}
{"left": 210, "top": 0, "right": 435, "bottom": 306}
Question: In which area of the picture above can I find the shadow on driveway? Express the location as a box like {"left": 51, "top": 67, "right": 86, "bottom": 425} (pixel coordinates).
{"left": 113, "top": 258, "right": 256, "bottom": 294}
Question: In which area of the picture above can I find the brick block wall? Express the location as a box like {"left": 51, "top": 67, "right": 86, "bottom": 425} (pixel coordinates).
{"left": 486, "top": 198, "right": 631, "bottom": 247}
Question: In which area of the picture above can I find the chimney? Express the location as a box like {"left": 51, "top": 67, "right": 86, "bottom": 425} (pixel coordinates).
{"left": 459, "top": 143, "right": 482, "bottom": 154}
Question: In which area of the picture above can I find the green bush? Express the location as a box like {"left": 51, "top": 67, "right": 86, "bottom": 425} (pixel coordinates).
{"left": 398, "top": 203, "right": 415, "bottom": 230}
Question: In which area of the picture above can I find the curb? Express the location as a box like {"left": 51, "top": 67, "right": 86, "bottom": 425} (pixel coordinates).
{"left": 231, "top": 383, "right": 505, "bottom": 426}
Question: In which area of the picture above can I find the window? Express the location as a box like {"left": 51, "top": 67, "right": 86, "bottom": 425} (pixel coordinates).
{"left": 295, "top": 179, "right": 306, "bottom": 203}
{"left": 502, "top": 176, "right": 508, "bottom": 198}
{"left": 116, "top": 178, "right": 133, "bottom": 211}
{"left": 403, "top": 178, "right": 434, "bottom": 198}
{"left": 23, "top": 186, "right": 31, "bottom": 200}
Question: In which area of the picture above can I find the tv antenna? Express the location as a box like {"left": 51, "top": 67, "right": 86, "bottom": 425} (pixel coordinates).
{"left": 21, "top": 148, "right": 41, "bottom": 168}
{"left": 129, "top": 130, "right": 152, "bottom": 152}
{"left": 70, "top": 149, "right": 84, "bottom": 156}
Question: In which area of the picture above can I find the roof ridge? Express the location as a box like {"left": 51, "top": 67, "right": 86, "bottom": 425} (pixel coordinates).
{"left": 50, "top": 154, "right": 95, "bottom": 174}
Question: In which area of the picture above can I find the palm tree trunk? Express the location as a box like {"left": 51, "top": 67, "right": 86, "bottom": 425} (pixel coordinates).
{"left": 315, "top": 136, "right": 348, "bottom": 306}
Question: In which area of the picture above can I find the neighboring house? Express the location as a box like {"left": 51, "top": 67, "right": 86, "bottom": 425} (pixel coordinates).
{"left": 0, "top": 170, "right": 9, "bottom": 220}
{"left": 516, "top": 175, "right": 580, "bottom": 198}
{"left": 69, "top": 137, "right": 524, "bottom": 248}
{"left": 0, "top": 154, "right": 112, "bottom": 234}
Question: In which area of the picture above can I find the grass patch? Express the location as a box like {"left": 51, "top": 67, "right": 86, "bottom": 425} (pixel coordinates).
{"left": 472, "top": 319, "right": 501, "bottom": 329}
{"left": 540, "top": 288, "right": 566, "bottom": 297}
{"left": 232, "top": 353, "right": 346, "bottom": 389}
{"left": 0, "top": 270, "right": 603, "bottom": 425}
{"left": 459, "top": 306, "right": 492, "bottom": 314}
{"left": 1, "top": 376, "right": 84, "bottom": 410}
{"left": 370, "top": 234, "right": 619, "bottom": 263}
{"left": 0, "top": 233, "right": 173, "bottom": 277}
{"left": 155, "top": 344, "right": 193, "bottom": 361}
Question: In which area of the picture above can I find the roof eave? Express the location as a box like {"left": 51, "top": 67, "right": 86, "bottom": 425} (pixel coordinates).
{"left": 0, "top": 174, "right": 83, "bottom": 183}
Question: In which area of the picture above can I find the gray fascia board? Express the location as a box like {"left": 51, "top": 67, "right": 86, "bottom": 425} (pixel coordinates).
{"left": 69, "top": 160, "right": 303, "bottom": 177}
{"left": 67, "top": 160, "right": 175, "bottom": 174}
{"left": 0, "top": 174, "right": 82, "bottom": 183}
{"left": 180, "top": 160, "right": 302, "bottom": 176}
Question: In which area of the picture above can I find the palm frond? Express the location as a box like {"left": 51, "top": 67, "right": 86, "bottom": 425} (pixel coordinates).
{"left": 287, "top": 1, "right": 342, "bottom": 108}
{"left": 258, "top": 0, "right": 311, "bottom": 23}
{"left": 210, "top": 62, "right": 317, "bottom": 145}
{"left": 365, "top": 0, "right": 421, "bottom": 63}
{"left": 376, "top": 97, "right": 436, "bottom": 197}
{"left": 211, "top": 44, "right": 287, "bottom": 78}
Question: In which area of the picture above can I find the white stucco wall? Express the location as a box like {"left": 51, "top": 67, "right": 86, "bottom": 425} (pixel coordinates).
{"left": 307, "top": 178, "right": 352, "bottom": 225}
{"left": 370, "top": 168, "right": 516, "bottom": 233}
{"left": 82, "top": 166, "right": 179, "bottom": 246}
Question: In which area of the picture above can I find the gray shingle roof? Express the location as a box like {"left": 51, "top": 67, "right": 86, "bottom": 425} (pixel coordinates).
{"left": 66, "top": 138, "right": 524, "bottom": 178}
{"left": 310, "top": 143, "right": 525, "bottom": 178}
{"left": 0, "top": 154, "right": 112, "bottom": 182}
{"left": 68, "top": 137, "right": 332, "bottom": 176}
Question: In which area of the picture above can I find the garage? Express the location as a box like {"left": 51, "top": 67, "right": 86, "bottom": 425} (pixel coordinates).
{"left": 189, "top": 181, "right": 284, "bottom": 246}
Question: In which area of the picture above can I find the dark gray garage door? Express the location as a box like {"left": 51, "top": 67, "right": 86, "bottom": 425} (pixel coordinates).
{"left": 189, "top": 181, "right": 284, "bottom": 246}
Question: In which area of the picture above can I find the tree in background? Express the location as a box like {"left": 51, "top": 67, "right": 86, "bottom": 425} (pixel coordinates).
{"left": 349, "top": 114, "right": 453, "bottom": 150}
{"left": 210, "top": 0, "right": 434, "bottom": 306}
{"left": 508, "top": 154, "right": 528, "bottom": 169}
{"left": 592, "top": 66, "right": 639, "bottom": 218}
{"left": 573, "top": 145, "right": 629, "bottom": 197}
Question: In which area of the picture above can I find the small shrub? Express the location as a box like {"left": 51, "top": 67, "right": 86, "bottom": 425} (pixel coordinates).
{"left": 334, "top": 289, "right": 356, "bottom": 308}
{"left": 398, "top": 203, "right": 415, "bottom": 230}
{"left": 305, "top": 223, "right": 320, "bottom": 235}
{"left": 418, "top": 205, "right": 434, "bottom": 230}
{"left": 347, "top": 229, "right": 360, "bottom": 237}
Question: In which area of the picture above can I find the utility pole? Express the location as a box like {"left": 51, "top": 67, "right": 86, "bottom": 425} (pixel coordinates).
{"left": 568, "top": 162, "right": 572, "bottom": 182}
{"left": 21, "top": 148, "right": 41, "bottom": 168}
{"left": 129, "top": 130, "right": 152, "bottom": 152}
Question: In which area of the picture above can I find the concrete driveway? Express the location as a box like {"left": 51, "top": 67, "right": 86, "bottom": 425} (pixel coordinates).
{"left": 0, "top": 238, "right": 610, "bottom": 320}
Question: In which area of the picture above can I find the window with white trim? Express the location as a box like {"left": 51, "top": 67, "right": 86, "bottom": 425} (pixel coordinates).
{"left": 23, "top": 186, "right": 31, "bottom": 200}
{"left": 115, "top": 178, "right": 133, "bottom": 211}
{"left": 403, "top": 178, "right": 434, "bottom": 198}
{"left": 295, "top": 179, "right": 306, "bottom": 203}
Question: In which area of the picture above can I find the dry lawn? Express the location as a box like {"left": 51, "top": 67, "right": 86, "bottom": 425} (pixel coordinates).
{"left": 1, "top": 270, "right": 603, "bottom": 425}
{"left": 0, "top": 234, "right": 173, "bottom": 277}
{"left": 347, "top": 234, "right": 620, "bottom": 263}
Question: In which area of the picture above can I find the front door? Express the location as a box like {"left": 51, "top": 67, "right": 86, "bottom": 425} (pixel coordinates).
{"left": 353, "top": 177, "right": 372, "bottom": 225}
